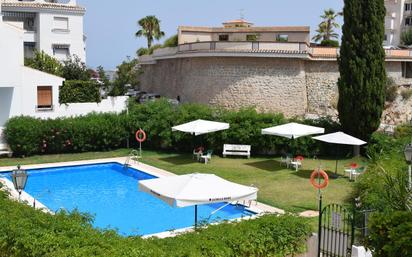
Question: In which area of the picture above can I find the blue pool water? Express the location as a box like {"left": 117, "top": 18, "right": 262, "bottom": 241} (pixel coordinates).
{"left": 4, "top": 163, "right": 254, "bottom": 236}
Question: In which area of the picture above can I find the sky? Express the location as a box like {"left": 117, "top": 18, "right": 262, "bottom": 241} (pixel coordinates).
{"left": 80, "top": 0, "right": 343, "bottom": 70}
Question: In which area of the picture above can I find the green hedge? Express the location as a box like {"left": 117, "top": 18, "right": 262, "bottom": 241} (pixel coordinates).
{"left": 0, "top": 189, "right": 311, "bottom": 257}
{"left": 366, "top": 211, "right": 412, "bottom": 257}
{"left": 59, "top": 80, "right": 101, "bottom": 104}
{"left": 5, "top": 99, "right": 341, "bottom": 157}
{"left": 5, "top": 113, "right": 128, "bottom": 157}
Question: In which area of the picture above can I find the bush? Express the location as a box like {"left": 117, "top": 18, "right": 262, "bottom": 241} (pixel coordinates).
{"left": 61, "top": 55, "right": 91, "bottom": 81}
{"left": 320, "top": 39, "right": 339, "bottom": 47}
{"left": 59, "top": 80, "right": 101, "bottom": 104}
{"left": 366, "top": 211, "right": 412, "bottom": 257}
{"left": 24, "top": 50, "right": 63, "bottom": 77}
{"left": 401, "top": 28, "right": 412, "bottom": 46}
{"left": 5, "top": 99, "right": 340, "bottom": 157}
{"left": 0, "top": 189, "right": 311, "bottom": 257}
{"left": 385, "top": 78, "right": 398, "bottom": 102}
{"left": 162, "top": 34, "right": 178, "bottom": 48}
{"left": 401, "top": 88, "right": 412, "bottom": 100}
{"left": 4, "top": 116, "right": 44, "bottom": 157}
{"left": 5, "top": 113, "right": 128, "bottom": 156}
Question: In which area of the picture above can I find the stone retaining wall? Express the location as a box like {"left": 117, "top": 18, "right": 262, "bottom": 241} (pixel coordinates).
{"left": 140, "top": 57, "right": 412, "bottom": 122}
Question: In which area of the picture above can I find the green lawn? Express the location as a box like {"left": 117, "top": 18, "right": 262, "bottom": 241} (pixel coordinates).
{"left": 0, "top": 149, "right": 359, "bottom": 213}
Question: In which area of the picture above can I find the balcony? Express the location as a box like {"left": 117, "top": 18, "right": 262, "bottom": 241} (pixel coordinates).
{"left": 139, "top": 41, "right": 412, "bottom": 64}
{"left": 176, "top": 41, "right": 309, "bottom": 53}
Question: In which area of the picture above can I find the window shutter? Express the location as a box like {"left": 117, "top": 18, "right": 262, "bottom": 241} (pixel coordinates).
{"left": 37, "top": 86, "right": 53, "bottom": 107}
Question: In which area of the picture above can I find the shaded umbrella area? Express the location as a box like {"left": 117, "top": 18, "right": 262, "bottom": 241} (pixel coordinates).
{"left": 172, "top": 119, "right": 229, "bottom": 136}
{"left": 261, "top": 122, "right": 325, "bottom": 139}
{"left": 139, "top": 173, "right": 258, "bottom": 228}
{"left": 262, "top": 123, "right": 325, "bottom": 169}
{"left": 172, "top": 119, "right": 230, "bottom": 159}
{"left": 312, "top": 132, "right": 367, "bottom": 175}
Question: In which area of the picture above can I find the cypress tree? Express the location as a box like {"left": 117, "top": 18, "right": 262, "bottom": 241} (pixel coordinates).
{"left": 337, "top": 0, "right": 386, "bottom": 140}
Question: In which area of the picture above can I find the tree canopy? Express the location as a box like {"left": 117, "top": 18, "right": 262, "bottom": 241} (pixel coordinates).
{"left": 312, "top": 9, "right": 341, "bottom": 46}
{"left": 135, "top": 15, "right": 165, "bottom": 48}
{"left": 337, "top": 0, "right": 386, "bottom": 140}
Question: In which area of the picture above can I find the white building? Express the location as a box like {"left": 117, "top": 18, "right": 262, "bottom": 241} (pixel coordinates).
{"left": 1, "top": 0, "right": 86, "bottom": 62}
{"left": 0, "top": 4, "right": 64, "bottom": 141}
{"left": 0, "top": 3, "right": 127, "bottom": 151}
{"left": 384, "top": 0, "right": 412, "bottom": 47}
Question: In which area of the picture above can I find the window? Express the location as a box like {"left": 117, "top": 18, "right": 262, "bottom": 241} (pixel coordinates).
{"left": 384, "top": 34, "right": 388, "bottom": 41}
{"left": 402, "top": 62, "right": 412, "bottom": 78}
{"left": 24, "top": 42, "right": 36, "bottom": 59}
{"left": 219, "top": 34, "right": 229, "bottom": 41}
{"left": 406, "top": 3, "right": 412, "bottom": 11}
{"left": 52, "top": 44, "right": 70, "bottom": 59}
{"left": 37, "top": 86, "right": 53, "bottom": 110}
{"left": 246, "top": 34, "right": 258, "bottom": 41}
{"left": 53, "top": 17, "right": 68, "bottom": 31}
{"left": 405, "top": 17, "right": 412, "bottom": 26}
{"left": 276, "top": 34, "right": 289, "bottom": 42}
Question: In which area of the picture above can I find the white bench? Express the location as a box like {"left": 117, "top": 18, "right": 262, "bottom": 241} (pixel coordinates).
{"left": 222, "top": 144, "right": 251, "bottom": 158}
{"left": 0, "top": 143, "right": 12, "bottom": 157}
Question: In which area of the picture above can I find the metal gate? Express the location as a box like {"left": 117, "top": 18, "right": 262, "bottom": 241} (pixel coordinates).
{"left": 318, "top": 204, "right": 354, "bottom": 257}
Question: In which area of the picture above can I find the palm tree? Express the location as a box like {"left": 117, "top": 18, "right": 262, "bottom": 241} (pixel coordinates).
{"left": 135, "top": 16, "right": 165, "bottom": 48}
{"left": 312, "top": 9, "right": 341, "bottom": 43}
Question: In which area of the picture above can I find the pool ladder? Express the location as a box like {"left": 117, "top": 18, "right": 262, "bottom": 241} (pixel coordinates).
{"left": 124, "top": 150, "right": 141, "bottom": 169}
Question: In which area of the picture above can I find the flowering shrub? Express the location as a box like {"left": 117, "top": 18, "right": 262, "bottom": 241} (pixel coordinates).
{"left": 5, "top": 99, "right": 340, "bottom": 157}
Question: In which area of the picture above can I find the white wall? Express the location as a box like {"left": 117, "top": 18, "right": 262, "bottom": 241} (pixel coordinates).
{"left": 20, "top": 66, "right": 63, "bottom": 116}
{"left": 37, "top": 12, "right": 85, "bottom": 62}
{"left": 32, "top": 96, "right": 129, "bottom": 119}
{"left": 0, "top": 21, "right": 24, "bottom": 86}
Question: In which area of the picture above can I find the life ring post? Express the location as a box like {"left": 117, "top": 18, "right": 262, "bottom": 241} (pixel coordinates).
{"left": 310, "top": 169, "right": 329, "bottom": 190}
{"left": 135, "top": 129, "right": 147, "bottom": 157}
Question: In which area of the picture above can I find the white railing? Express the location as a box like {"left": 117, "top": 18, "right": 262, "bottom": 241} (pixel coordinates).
{"left": 177, "top": 41, "right": 308, "bottom": 53}
{"left": 142, "top": 42, "right": 412, "bottom": 61}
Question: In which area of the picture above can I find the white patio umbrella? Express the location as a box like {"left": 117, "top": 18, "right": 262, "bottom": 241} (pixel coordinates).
{"left": 261, "top": 122, "right": 325, "bottom": 139}
{"left": 139, "top": 173, "right": 258, "bottom": 228}
{"left": 172, "top": 119, "right": 229, "bottom": 136}
{"left": 312, "top": 132, "right": 367, "bottom": 174}
{"left": 261, "top": 122, "right": 324, "bottom": 164}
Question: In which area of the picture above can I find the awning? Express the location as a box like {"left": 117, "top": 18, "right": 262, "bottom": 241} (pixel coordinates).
{"left": 261, "top": 122, "right": 324, "bottom": 139}
{"left": 172, "top": 119, "right": 229, "bottom": 136}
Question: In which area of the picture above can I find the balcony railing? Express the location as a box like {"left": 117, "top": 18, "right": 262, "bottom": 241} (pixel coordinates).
{"left": 142, "top": 41, "right": 412, "bottom": 61}
{"left": 177, "top": 41, "right": 309, "bottom": 53}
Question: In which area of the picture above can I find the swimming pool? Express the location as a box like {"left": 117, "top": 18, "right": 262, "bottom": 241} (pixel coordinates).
{"left": 4, "top": 163, "right": 254, "bottom": 236}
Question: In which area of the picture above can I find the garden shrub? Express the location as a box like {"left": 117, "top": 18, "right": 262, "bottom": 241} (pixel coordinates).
{"left": 59, "top": 80, "right": 101, "bottom": 104}
{"left": 401, "top": 88, "right": 412, "bottom": 100}
{"left": 0, "top": 189, "right": 311, "bottom": 257}
{"left": 385, "top": 78, "right": 398, "bottom": 103}
{"left": 5, "top": 113, "right": 128, "bottom": 156}
{"left": 320, "top": 39, "right": 339, "bottom": 47}
{"left": 5, "top": 99, "right": 340, "bottom": 157}
{"left": 366, "top": 211, "right": 412, "bottom": 257}
{"left": 3, "top": 116, "right": 44, "bottom": 157}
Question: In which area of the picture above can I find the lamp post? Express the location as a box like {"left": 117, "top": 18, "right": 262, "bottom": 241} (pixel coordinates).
{"left": 11, "top": 165, "right": 28, "bottom": 201}
{"left": 404, "top": 143, "right": 412, "bottom": 190}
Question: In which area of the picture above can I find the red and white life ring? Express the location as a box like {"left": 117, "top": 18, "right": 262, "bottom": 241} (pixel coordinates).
{"left": 310, "top": 169, "right": 329, "bottom": 189}
{"left": 135, "top": 129, "right": 146, "bottom": 143}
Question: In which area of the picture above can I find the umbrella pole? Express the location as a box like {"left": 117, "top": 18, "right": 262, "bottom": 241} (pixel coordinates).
{"left": 194, "top": 205, "right": 198, "bottom": 229}
{"left": 335, "top": 145, "right": 339, "bottom": 175}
